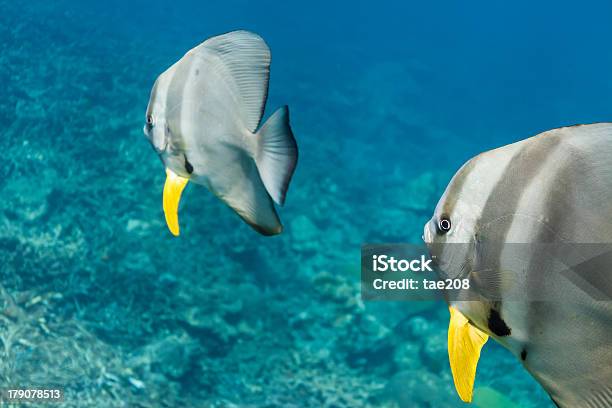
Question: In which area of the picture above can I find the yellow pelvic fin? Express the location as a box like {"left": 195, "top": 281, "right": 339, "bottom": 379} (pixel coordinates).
{"left": 163, "top": 168, "right": 189, "bottom": 236}
{"left": 448, "top": 306, "right": 489, "bottom": 403}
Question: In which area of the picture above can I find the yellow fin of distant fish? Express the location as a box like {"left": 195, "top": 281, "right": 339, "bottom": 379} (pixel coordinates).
{"left": 448, "top": 306, "right": 489, "bottom": 403}
{"left": 163, "top": 168, "right": 189, "bottom": 236}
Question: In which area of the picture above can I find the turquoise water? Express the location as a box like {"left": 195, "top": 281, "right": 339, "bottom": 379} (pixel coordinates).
{"left": 2, "top": 0, "right": 611, "bottom": 406}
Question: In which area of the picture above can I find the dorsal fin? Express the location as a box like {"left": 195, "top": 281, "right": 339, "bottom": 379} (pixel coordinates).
{"left": 190, "top": 30, "right": 270, "bottom": 132}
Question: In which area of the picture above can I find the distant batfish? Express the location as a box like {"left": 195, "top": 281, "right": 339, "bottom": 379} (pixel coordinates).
{"left": 144, "top": 31, "right": 298, "bottom": 236}
{"left": 424, "top": 123, "right": 612, "bottom": 407}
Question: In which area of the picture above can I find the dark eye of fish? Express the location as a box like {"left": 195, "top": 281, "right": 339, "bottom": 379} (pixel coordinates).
{"left": 437, "top": 216, "right": 452, "bottom": 234}
{"left": 145, "top": 115, "right": 153, "bottom": 132}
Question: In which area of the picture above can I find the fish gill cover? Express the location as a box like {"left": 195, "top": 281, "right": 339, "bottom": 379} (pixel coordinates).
{"left": 1, "top": 0, "right": 611, "bottom": 406}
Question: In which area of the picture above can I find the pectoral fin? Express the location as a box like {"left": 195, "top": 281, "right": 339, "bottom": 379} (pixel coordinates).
{"left": 448, "top": 306, "right": 489, "bottom": 403}
{"left": 163, "top": 168, "right": 189, "bottom": 236}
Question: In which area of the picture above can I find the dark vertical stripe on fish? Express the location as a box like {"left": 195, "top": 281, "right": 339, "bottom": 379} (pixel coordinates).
{"left": 146, "top": 80, "right": 159, "bottom": 119}
{"left": 474, "top": 131, "right": 563, "bottom": 314}
{"left": 437, "top": 157, "right": 480, "bottom": 265}
{"left": 441, "top": 157, "right": 480, "bottom": 216}
{"left": 522, "top": 137, "right": 585, "bottom": 358}
{"left": 166, "top": 54, "right": 195, "bottom": 149}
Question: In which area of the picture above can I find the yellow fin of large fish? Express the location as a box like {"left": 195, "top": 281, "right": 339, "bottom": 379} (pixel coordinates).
{"left": 163, "top": 168, "right": 189, "bottom": 236}
{"left": 448, "top": 306, "right": 489, "bottom": 403}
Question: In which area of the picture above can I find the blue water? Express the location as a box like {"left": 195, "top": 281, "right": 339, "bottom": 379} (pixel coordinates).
{"left": 2, "top": 0, "right": 611, "bottom": 406}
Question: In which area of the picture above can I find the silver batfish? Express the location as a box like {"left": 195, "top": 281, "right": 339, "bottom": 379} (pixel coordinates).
{"left": 424, "top": 123, "right": 612, "bottom": 407}
{"left": 144, "top": 30, "right": 298, "bottom": 236}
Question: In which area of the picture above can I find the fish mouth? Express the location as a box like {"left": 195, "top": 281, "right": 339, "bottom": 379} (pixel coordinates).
{"left": 148, "top": 144, "right": 167, "bottom": 162}
{"left": 423, "top": 221, "right": 433, "bottom": 244}
{"left": 143, "top": 125, "right": 169, "bottom": 155}
{"left": 147, "top": 139, "right": 171, "bottom": 163}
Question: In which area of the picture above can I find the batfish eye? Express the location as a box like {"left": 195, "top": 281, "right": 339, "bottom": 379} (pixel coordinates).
{"left": 146, "top": 114, "right": 154, "bottom": 126}
{"left": 438, "top": 216, "right": 452, "bottom": 234}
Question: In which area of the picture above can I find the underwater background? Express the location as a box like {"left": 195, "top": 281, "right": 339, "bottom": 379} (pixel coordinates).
{"left": 2, "top": 0, "right": 612, "bottom": 406}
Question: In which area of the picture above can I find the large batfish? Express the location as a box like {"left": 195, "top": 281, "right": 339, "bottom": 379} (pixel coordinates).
{"left": 424, "top": 123, "right": 612, "bottom": 407}
{"left": 144, "top": 31, "right": 298, "bottom": 236}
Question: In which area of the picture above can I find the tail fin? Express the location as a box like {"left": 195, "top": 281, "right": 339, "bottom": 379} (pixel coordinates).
{"left": 254, "top": 106, "right": 298, "bottom": 205}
